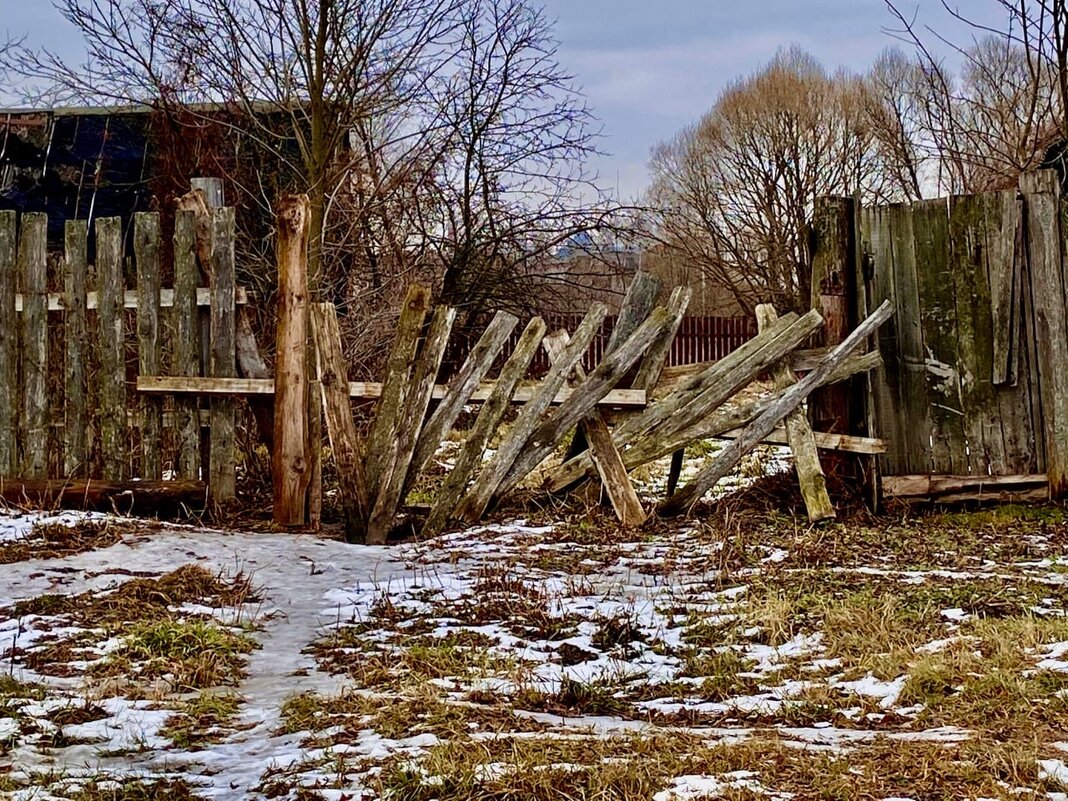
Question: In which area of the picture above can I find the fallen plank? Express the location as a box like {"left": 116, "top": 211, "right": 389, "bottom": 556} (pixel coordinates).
{"left": 0, "top": 478, "right": 206, "bottom": 515}
{"left": 882, "top": 474, "right": 1048, "bottom": 499}
{"left": 136, "top": 376, "right": 647, "bottom": 407}
{"left": 718, "top": 428, "right": 887, "bottom": 455}
{"left": 757, "top": 303, "right": 834, "bottom": 523}
{"left": 14, "top": 287, "right": 249, "bottom": 313}
{"left": 659, "top": 299, "right": 894, "bottom": 516}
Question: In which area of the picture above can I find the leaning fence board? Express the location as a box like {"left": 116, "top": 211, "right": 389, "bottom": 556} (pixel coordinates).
{"left": 367, "top": 305, "right": 457, "bottom": 545}
{"left": 757, "top": 304, "right": 834, "bottom": 523}
{"left": 410, "top": 311, "right": 518, "bottom": 484}
{"left": 660, "top": 300, "right": 893, "bottom": 516}
{"left": 424, "top": 317, "right": 547, "bottom": 538}
{"left": 12, "top": 287, "right": 249, "bottom": 313}
{"left": 497, "top": 306, "right": 672, "bottom": 502}
{"left": 136, "top": 376, "right": 646, "bottom": 406}
{"left": 63, "top": 221, "right": 89, "bottom": 478}
{"left": 456, "top": 304, "right": 608, "bottom": 524}
{"left": 173, "top": 211, "right": 202, "bottom": 481}
{"left": 96, "top": 217, "right": 126, "bottom": 481}
{"left": 635, "top": 287, "right": 693, "bottom": 391}
{"left": 0, "top": 212, "right": 14, "bottom": 477}
{"left": 273, "top": 195, "right": 312, "bottom": 526}
{"left": 545, "top": 331, "right": 646, "bottom": 527}
{"left": 135, "top": 213, "right": 163, "bottom": 481}
{"left": 364, "top": 285, "right": 432, "bottom": 501}
{"left": 20, "top": 214, "right": 47, "bottom": 478}
{"left": 312, "top": 303, "right": 368, "bottom": 543}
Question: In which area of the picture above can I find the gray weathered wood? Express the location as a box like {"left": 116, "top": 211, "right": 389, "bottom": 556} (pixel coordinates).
{"left": 1023, "top": 179, "right": 1068, "bottom": 498}
{"left": 456, "top": 304, "right": 607, "bottom": 523}
{"left": 312, "top": 303, "right": 368, "bottom": 542}
{"left": 410, "top": 310, "right": 518, "bottom": 482}
{"left": 548, "top": 350, "right": 884, "bottom": 492}
{"left": 134, "top": 213, "right": 163, "bottom": 481}
{"left": 173, "top": 211, "right": 202, "bottom": 481}
{"left": 364, "top": 285, "right": 431, "bottom": 501}
{"left": 545, "top": 331, "right": 646, "bottom": 527}
{"left": 96, "top": 217, "right": 127, "bottom": 480}
{"left": 660, "top": 300, "right": 893, "bottom": 516}
{"left": 209, "top": 207, "right": 237, "bottom": 503}
{"left": 0, "top": 212, "right": 14, "bottom": 477}
{"left": 236, "top": 306, "right": 274, "bottom": 451}
{"left": 606, "top": 271, "right": 663, "bottom": 353}
{"left": 63, "top": 221, "right": 89, "bottom": 478}
{"left": 424, "top": 317, "right": 547, "bottom": 538}
{"left": 496, "top": 306, "right": 672, "bottom": 501}
{"left": 757, "top": 304, "right": 834, "bottom": 523}
{"left": 986, "top": 191, "right": 1019, "bottom": 386}
{"left": 367, "top": 305, "right": 456, "bottom": 545}
{"left": 634, "top": 286, "right": 692, "bottom": 391}
{"left": 20, "top": 214, "right": 48, "bottom": 478}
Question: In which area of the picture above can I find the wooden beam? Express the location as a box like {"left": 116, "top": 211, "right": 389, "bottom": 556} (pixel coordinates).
{"left": 660, "top": 300, "right": 893, "bottom": 517}
{"left": 13, "top": 287, "right": 249, "bottom": 313}
{"left": 882, "top": 474, "right": 1048, "bottom": 502}
{"left": 137, "top": 376, "right": 647, "bottom": 406}
{"left": 757, "top": 304, "right": 835, "bottom": 523}
{"left": 717, "top": 428, "right": 887, "bottom": 455}
{"left": 0, "top": 477, "right": 206, "bottom": 515}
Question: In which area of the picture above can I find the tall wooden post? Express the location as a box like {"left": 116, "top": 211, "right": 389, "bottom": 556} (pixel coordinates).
{"left": 191, "top": 178, "right": 224, "bottom": 481}
{"left": 811, "top": 197, "right": 856, "bottom": 479}
{"left": 209, "top": 208, "right": 237, "bottom": 503}
{"left": 96, "top": 217, "right": 127, "bottom": 481}
{"left": 135, "top": 213, "right": 162, "bottom": 481}
{"left": 64, "top": 221, "right": 89, "bottom": 478}
{"left": 0, "top": 212, "right": 17, "bottom": 477}
{"left": 20, "top": 214, "right": 48, "bottom": 478}
{"left": 274, "top": 194, "right": 312, "bottom": 526}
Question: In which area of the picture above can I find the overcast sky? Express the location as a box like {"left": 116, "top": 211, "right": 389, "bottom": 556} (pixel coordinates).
{"left": 2, "top": 0, "right": 1008, "bottom": 198}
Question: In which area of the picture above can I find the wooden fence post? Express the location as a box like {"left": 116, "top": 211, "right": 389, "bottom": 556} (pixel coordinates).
{"left": 173, "top": 211, "right": 202, "bottom": 481}
{"left": 209, "top": 207, "right": 237, "bottom": 503}
{"left": 0, "top": 211, "right": 16, "bottom": 476}
{"left": 96, "top": 217, "right": 127, "bottom": 481}
{"left": 274, "top": 194, "right": 312, "bottom": 526}
{"left": 20, "top": 214, "right": 47, "bottom": 478}
{"left": 63, "top": 221, "right": 89, "bottom": 478}
{"left": 135, "top": 213, "right": 163, "bottom": 481}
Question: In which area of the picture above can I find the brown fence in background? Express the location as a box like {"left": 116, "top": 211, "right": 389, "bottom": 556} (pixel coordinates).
{"left": 445, "top": 313, "right": 756, "bottom": 378}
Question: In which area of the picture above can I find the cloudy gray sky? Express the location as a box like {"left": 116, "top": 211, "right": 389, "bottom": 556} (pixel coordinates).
{"left": 3, "top": 0, "right": 1008, "bottom": 198}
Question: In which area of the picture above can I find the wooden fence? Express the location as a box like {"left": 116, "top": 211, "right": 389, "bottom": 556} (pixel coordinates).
{"left": 857, "top": 170, "right": 1068, "bottom": 498}
{"left": 0, "top": 208, "right": 241, "bottom": 503}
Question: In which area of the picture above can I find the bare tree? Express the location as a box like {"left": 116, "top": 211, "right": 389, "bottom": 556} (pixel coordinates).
{"left": 649, "top": 48, "right": 888, "bottom": 313}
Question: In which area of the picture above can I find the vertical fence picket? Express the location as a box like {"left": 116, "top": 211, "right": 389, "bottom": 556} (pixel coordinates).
{"left": 173, "top": 211, "right": 201, "bottom": 481}
{"left": 135, "top": 213, "right": 162, "bottom": 480}
{"left": 64, "top": 221, "right": 88, "bottom": 477}
{"left": 0, "top": 212, "right": 15, "bottom": 476}
{"left": 19, "top": 214, "right": 47, "bottom": 478}
{"left": 209, "top": 207, "right": 237, "bottom": 502}
{"left": 96, "top": 216, "right": 126, "bottom": 480}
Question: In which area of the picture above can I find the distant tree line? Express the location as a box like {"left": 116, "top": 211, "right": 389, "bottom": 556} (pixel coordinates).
{"left": 649, "top": 1, "right": 1068, "bottom": 314}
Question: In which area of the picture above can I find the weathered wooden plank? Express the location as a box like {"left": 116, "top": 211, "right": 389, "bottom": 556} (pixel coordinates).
{"left": 12, "top": 287, "right": 248, "bottom": 312}
{"left": 948, "top": 194, "right": 1000, "bottom": 474}
{"left": 311, "top": 303, "right": 368, "bottom": 543}
{"left": 633, "top": 286, "right": 691, "bottom": 391}
{"left": 757, "top": 304, "right": 834, "bottom": 523}
{"left": 19, "top": 214, "right": 48, "bottom": 478}
{"left": 1023, "top": 179, "right": 1068, "bottom": 498}
{"left": 410, "top": 311, "right": 518, "bottom": 481}
{"left": 606, "top": 271, "right": 663, "bottom": 353}
{"left": 986, "top": 191, "right": 1019, "bottom": 386}
{"left": 96, "top": 217, "right": 127, "bottom": 480}
{"left": 912, "top": 197, "right": 967, "bottom": 474}
{"left": 455, "top": 304, "right": 608, "bottom": 524}
{"left": 63, "top": 221, "right": 89, "bottom": 478}
{"left": 0, "top": 212, "right": 14, "bottom": 477}
{"left": 1014, "top": 196, "right": 1046, "bottom": 474}
{"left": 496, "top": 306, "right": 672, "bottom": 502}
{"left": 718, "top": 427, "right": 887, "bottom": 455}
{"left": 368, "top": 305, "right": 457, "bottom": 545}
{"left": 0, "top": 477, "right": 207, "bottom": 515}
{"left": 424, "top": 317, "right": 547, "bottom": 538}
{"left": 137, "top": 376, "right": 647, "bottom": 406}
{"left": 134, "top": 213, "right": 163, "bottom": 481}
{"left": 544, "top": 331, "right": 646, "bottom": 528}
{"left": 273, "top": 194, "right": 312, "bottom": 527}
{"left": 883, "top": 473, "right": 1048, "bottom": 501}
{"left": 660, "top": 300, "right": 893, "bottom": 516}
{"left": 173, "top": 211, "right": 202, "bottom": 481}
{"left": 364, "top": 285, "right": 432, "bottom": 501}
{"left": 208, "top": 207, "right": 237, "bottom": 503}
